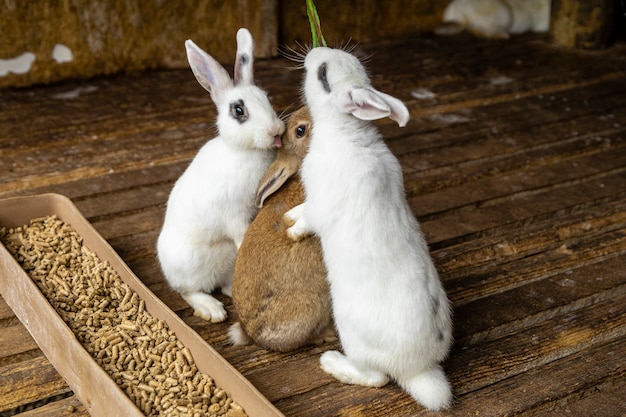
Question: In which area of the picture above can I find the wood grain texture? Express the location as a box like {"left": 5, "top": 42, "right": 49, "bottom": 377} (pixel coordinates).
{"left": 1, "top": 33, "right": 625, "bottom": 416}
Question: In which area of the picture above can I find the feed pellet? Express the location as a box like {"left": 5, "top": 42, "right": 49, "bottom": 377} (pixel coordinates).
{"left": 0, "top": 215, "right": 247, "bottom": 417}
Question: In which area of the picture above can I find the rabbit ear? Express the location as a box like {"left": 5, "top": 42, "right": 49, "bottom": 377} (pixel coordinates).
{"left": 255, "top": 158, "right": 298, "bottom": 208}
{"left": 234, "top": 28, "right": 254, "bottom": 85}
{"left": 185, "top": 39, "right": 233, "bottom": 104}
{"left": 343, "top": 87, "right": 410, "bottom": 127}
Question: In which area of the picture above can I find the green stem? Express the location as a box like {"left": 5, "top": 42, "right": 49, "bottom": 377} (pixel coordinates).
{"left": 306, "top": 0, "right": 327, "bottom": 47}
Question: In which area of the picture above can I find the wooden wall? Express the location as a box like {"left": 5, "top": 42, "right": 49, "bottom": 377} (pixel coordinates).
{"left": 279, "top": 0, "right": 446, "bottom": 47}
{"left": 0, "top": 0, "right": 279, "bottom": 88}
{"left": 0, "top": 0, "right": 621, "bottom": 89}
{"left": 0, "top": 0, "right": 446, "bottom": 89}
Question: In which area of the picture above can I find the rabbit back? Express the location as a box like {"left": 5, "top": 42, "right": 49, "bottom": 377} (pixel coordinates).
{"left": 157, "top": 136, "right": 275, "bottom": 321}
{"left": 301, "top": 124, "right": 452, "bottom": 358}
{"left": 232, "top": 176, "right": 331, "bottom": 352}
{"left": 159, "top": 138, "right": 273, "bottom": 260}
{"left": 290, "top": 46, "right": 453, "bottom": 410}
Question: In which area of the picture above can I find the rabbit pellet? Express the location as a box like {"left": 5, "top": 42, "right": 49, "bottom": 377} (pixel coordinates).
{"left": 0, "top": 216, "right": 246, "bottom": 417}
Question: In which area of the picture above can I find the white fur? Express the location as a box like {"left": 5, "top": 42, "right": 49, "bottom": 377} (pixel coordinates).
{"left": 436, "top": 0, "right": 551, "bottom": 39}
{"left": 157, "top": 29, "right": 284, "bottom": 323}
{"left": 228, "top": 322, "right": 252, "bottom": 346}
{"left": 285, "top": 47, "right": 453, "bottom": 411}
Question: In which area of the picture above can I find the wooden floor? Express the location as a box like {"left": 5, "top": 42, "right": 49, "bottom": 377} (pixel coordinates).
{"left": 1, "top": 33, "right": 625, "bottom": 416}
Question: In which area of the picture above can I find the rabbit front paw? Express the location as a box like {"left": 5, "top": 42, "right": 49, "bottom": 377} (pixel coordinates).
{"left": 283, "top": 203, "right": 304, "bottom": 227}
{"left": 286, "top": 221, "right": 311, "bottom": 241}
{"left": 312, "top": 325, "right": 338, "bottom": 345}
{"left": 284, "top": 203, "right": 312, "bottom": 241}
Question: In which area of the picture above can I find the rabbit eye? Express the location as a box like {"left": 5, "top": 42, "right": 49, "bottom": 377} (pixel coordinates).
{"left": 295, "top": 125, "right": 306, "bottom": 138}
{"left": 318, "top": 63, "right": 330, "bottom": 93}
{"left": 229, "top": 100, "right": 248, "bottom": 123}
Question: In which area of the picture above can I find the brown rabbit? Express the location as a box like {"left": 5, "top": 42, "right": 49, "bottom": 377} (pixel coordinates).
{"left": 229, "top": 107, "right": 334, "bottom": 352}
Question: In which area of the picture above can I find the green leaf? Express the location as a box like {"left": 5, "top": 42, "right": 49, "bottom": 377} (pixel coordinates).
{"left": 306, "top": 0, "right": 327, "bottom": 48}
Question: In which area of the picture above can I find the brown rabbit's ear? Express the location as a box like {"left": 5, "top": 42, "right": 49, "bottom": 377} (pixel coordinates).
{"left": 255, "top": 160, "right": 298, "bottom": 208}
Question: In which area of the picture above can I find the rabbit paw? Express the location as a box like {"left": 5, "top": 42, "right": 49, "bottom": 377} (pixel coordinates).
{"left": 283, "top": 203, "right": 304, "bottom": 227}
{"left": 286, "top": 222, "right": 311, "bottom": 241}
{"left": 320, "top": 351, "right": 389, "bottom": 387}
{"left": 182, "top": 292, "right": 227, "bottom": 323}
{"left": 312, "top": 325, "right": 338, "bottom": 345}
{"left": 284, "top": 204, "right": 312, "bottom": 241}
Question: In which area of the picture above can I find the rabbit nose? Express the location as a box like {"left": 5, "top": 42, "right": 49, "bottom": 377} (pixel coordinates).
{"left": 273, "top": 134, "right": 283, "bottom": 148}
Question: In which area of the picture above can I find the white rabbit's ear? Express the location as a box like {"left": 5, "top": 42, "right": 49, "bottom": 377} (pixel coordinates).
{"left": 344, "top": 87, "right": 410, "bottom": 127}
{"left": 234, "top": 28, "right": 254, "bottom": 85}
{"left": 185, "top": 39, "right": 233, "bottom": 104}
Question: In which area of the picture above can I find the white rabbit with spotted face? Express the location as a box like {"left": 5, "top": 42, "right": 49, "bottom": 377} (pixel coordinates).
{"left": 284, "top": 47, "right": 453, "bottom": 411}
{"left": 157, "top": 28, "right": 284, "bottom": 323}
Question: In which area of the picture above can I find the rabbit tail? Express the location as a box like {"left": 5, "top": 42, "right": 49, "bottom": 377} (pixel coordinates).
{"left": 228, "top": 322, "right": 252, "bottom": 346}
{"left": 396, "top": 364, "right": 453, "bottom": 411}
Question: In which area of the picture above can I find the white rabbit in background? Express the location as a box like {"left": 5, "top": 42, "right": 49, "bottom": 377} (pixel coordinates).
{"left": 436, "top": 0, "right": 551, "bottom": 39}
{"left": 157, "top": 28, "right": 284, "bottom": 323}
{"left": 284, "top": 47, "right": 453, "bottom": 411}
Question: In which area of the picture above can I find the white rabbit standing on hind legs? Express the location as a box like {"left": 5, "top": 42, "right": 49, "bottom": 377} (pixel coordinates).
{"left": 157, "top": 28, "right": 285, "bottom": 323}
{"left": 284, "top": 47, "right": 454, "bottom": 411}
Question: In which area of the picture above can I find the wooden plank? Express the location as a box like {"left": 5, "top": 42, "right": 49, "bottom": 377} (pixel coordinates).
{"left": 86, "top": 204, "right": 166, "bottom": 243}
{"left": 434, "top": 195, "right": 626, "bottom": 297}
{"left": 399, "top": 106, "right": 626, "bottom": 192}
{"left": 454, "top": 254, "right": 626, "bottom": 344}
{"left": 0, "top": 356, "right": 69, "bottom": 413}
{"left": 0, "top": 132, "right": 201, "bottom": 197}
{"left": 15, "top": 395, "right": 88, "bottom": 417}
{"left": 0, "top": 323, "right": 39, "bottom": 366}
{"left": 433, "top": 193, "right": 626, "bottom": 269}
{"left": 0, "top": 74, "right": 209, "bottom": 150}
{"left": 534, "top": 379, "right": 626, "bottom": 417}
{"left": 447, "top": 292, "right": 626, "bottom": 396}
{"left": 0, "top": 296, "right": 16, "bottom": 323}
{"left": 201, "top": 290, "right": 626, "bottom": 416}
{"left": 421, "top": 171, "right": 626, "bottom": 244}
{"left": 275, "top": 382, "right": 427, "bottom": 417}
{"left": 452, "top": 338, "right": 626, "bottom": 416}
{"left": 446, "top": 227, "right": 626, "bottom": 307}
{"left": 2, "top": 39, "right": 623, "bottom": 199}
{"left": 373, "top": 36, "right": 626, "bottom": 104}
{"left": 274, "top": 338, "right": 626, "bottom": 417}
{"left": 10, "top": 77, "right": 623, "bottom": 199}
{"left": 410, "top": 135, "right": 626, "bottom": 218}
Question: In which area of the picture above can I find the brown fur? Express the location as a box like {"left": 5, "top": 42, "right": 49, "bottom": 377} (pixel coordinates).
{"left": 231, "top": 107, "right": 334, "bottom": 352}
